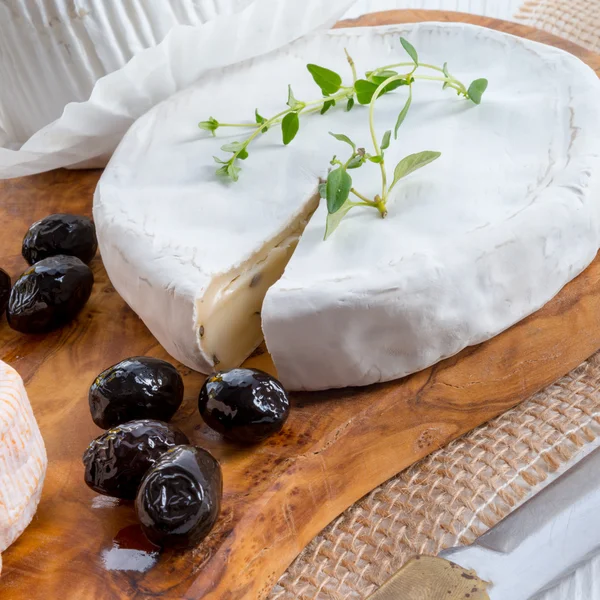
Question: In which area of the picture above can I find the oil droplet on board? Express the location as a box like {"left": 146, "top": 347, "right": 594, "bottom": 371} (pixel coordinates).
{"left": 101, "top": 524, "right": 161, "bottom": 573}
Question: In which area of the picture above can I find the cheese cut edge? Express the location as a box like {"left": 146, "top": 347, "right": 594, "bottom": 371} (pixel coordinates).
{"left": 192, "top": 193, "right": 320, "bottom": 370}
{"left": 94, "top": 179, "right": 320, "bottom": 373}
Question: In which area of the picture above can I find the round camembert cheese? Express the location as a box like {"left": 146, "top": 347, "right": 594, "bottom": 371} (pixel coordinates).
{"left": 0, "top": 360, "right": 47, "bottom": 574}
{"left": 95, "top": 23, "right": 600, "bottom": 391}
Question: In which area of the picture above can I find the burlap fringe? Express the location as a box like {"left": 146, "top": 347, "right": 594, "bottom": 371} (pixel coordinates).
{"left": 516, "top": 0, "right": 600, "bottom": 52}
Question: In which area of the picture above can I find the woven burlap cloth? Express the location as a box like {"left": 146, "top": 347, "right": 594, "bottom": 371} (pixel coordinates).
{"left": 516, "top": 0, "right": 600, "bottom": 53}
{"left": 270, "top": 4, "right": 600, "bottom": 598}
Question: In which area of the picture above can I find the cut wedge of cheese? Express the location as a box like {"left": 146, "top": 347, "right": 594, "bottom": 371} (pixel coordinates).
{"left": 95, "top": 23, "right": 600, "bottom": 391}
{"left": 0, "top": 360, "right": 47, "bottom": 573}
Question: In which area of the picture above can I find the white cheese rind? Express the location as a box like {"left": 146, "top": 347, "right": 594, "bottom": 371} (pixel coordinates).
{"left": 0, "top": 360, "right": 47, "bottom": 568}
{"left": 95, "top": 23, "right": 600, "bottom": 390}
{"left": 264, "top": 185, "right": 600, "bottom": 390}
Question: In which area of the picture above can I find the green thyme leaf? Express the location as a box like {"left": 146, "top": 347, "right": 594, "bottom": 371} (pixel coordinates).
{"left": 325, "top": 199, "right": 355, "bottom": 240}
{"left": 326, "top": 167, "right": 352, "bottom": 214}
{"left": 219, "top": 141, "right": 248, "bottom": 160}
{"left": 467, "top": 78, "right": 488, "bottom": 104}
{"left": 346, "top": 155, "right": 364, "bottom": 169}
{"left": 367, "top": 69, "right": 398, "bottom": 82}
{"left": 205, "top": 41, "right": 483, "bottom": 234}
{"left": 391, "top": 150, "right": 441, "bottom": 188}
{"left": 255, "top": 109, "right": 268, "bottom": 132}
{"left": 378, "top": 78, "right": 409, "bottom": 94}
{"left": 220, "top": 141, "right": 246, "bottom": 153}
{"left": 287, "top": 85, "right": 303, "bottom": 110}
{"left": 394, "top": 87, "right": 412, "bottom": 138}
{"left": 282, "top": 112, "right": 300, "bottom": 145}
{"left": 442, "top": 63, "right": 450, "bottom": 90}
{"left": 329, "top": 132, "right": 356, "bottom": 151}
{"left": 321, "top": 99, "right": 336, "bottom": 115}
{"left": 227, "top": 162, "right": 241, "bottom": 181}
{"left": 215, "top": 160, "right": 241, "bottom": 181}
{"left": 381, "top": 130, "right": 391, "bottom": 151}
{"left": 368, "top": 71, "right": 407, "bottom": 91}
{"left": 356, "top": 77, "right": 408, "bottom": 104}
{"left": 355, "top": 79, "right": 379, "bottom": 105}
{"left": 307, "top": 64, "right": 342, "bottom": 96}
{"left": 199, "top": 117, "right": 219, "bottom": 136}
{"left": 400, "top": 37, "right": 418, "bottom": 66}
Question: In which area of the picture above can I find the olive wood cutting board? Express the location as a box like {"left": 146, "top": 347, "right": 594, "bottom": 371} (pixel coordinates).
{"left": 2, "top": 10, "right": 600, "bottom": 600}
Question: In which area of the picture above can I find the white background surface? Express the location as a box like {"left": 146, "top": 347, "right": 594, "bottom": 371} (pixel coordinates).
{"left": 532, "top": 556, "right": 600, "bottom": 600}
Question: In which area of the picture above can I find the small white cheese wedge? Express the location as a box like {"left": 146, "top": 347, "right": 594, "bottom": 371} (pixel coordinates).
{"left": 95, "top": 23, "right": 600, "bottom": 390}
{"left": 94, "top": 75, "right": 322, "bottom": 372}
{"left": 0, "top": 360, "right": 47, "bottom": 570}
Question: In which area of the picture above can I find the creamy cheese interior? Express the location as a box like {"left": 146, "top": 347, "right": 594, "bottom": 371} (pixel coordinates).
{"left": 194, "top": 194, "right": 319, "bottom": 370}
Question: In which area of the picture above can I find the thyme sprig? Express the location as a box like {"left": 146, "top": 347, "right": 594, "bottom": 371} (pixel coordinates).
{"left": 200, "top": 37, "right": 488, "bottom": 238}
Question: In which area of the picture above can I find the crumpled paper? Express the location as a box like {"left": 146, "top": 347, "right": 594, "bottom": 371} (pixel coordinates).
{"left": 0, "top": 0, "right": 357, "bottom": 179}
{"left": 0, "top": 0, "right": 256, "bottom": 144}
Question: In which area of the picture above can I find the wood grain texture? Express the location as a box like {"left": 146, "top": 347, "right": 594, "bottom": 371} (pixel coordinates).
{"left": 1, "top": 11, "right": 600, "bottom": 600}
{"left": 366, "top": 556, "right": 490, "bottom": 600}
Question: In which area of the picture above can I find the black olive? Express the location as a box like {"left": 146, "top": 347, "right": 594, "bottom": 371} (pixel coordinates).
{"left": 89, "top": 357, "right": 184, "bottom": 429}
{"left": 22, "top": 213, "right": 97, "bottom": 265}
{"left": 7, "top": 255, "right": 94, "bottom": 333}
{"left": 0, "top": 268, "right": 10, "bottom": 317}
{"left": 83, "top": 420, "right": 189, "bottom": 500}
{"left": 135, "top": 445, "right": 222, "bottom": 548}
{"left": 198, "top": 368, "right": 290, "bottom": 444}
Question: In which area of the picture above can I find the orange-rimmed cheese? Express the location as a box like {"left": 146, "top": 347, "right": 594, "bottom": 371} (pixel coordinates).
{"left": 0, "top": 360, "right": 47, "bottom": 574}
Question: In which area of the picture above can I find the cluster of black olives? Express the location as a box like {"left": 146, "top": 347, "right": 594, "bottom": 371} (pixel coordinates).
{"left": 83, "top": 357, "right": 290, "bottom": 549}
{"left": 1, "top": 213, "right": 97, "bottom": 333}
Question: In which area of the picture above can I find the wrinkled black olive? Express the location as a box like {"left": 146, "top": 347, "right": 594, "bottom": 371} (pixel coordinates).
{"left": 83, "top": 420, "right": 189, "bottom": 500}
{"left": 0, "top": 268, "right": 10, "bottom": 317}
{"left": 198, "top": 368, "right": 290, "bottom": 444}
{"left": 136, "top": 445, "right": 222, "bottom": 548}
{"left": 89, "top": 357, "right": 184, "bottom": 429}
{"left": 22, "top": 213, "right": 97, "bottom": 265}
{"left": 7, "top": 255, "right": 94, "bottom": 333}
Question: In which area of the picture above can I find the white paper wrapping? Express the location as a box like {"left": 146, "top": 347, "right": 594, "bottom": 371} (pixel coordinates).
{"left": 0, "top": 0, "right": 255, "bottom": 143}
{"left": 0, "top": 0, "right": 357, "bottom": 179}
